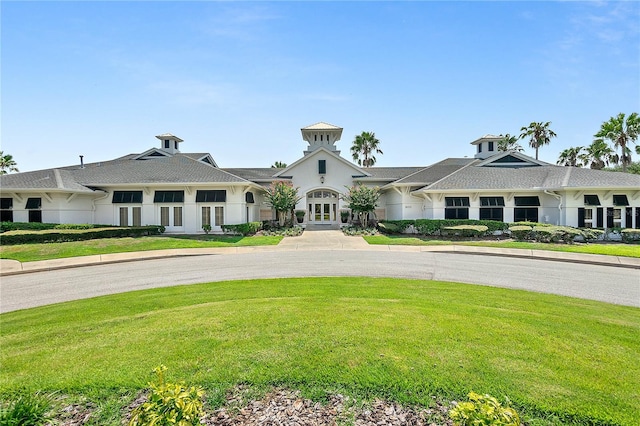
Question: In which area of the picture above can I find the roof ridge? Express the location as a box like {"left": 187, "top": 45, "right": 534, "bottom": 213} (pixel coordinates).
{"left": 421, "top": 158, "right": 480, "bottom": 190}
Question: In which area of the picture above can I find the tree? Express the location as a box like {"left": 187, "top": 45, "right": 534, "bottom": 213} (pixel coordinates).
{"left": 341, "top": 183, "right": 380, "bottom": 227}
{"left": 594, "top": 112, "right": 640, "bottom": 173}
{"left": 556, "top": 147, "right": 583, "bottom": 167}
{"left": 0, "top": 151, "right": 19, "bottom": 175}
{"left": 271, "top": 161, "right": 287, "bottom": 168}
{"left": 264, "top": 181, "right": 302, "bottom": 226}
{"left": 578, "top": 139, "right": 618, "bottom": 170}
{"left": 497, "top": 134, "right": 524, "bottom": 152}
{"left": 519, "top": 122, "right": 557, "bottom": 160}
{"left": 351, "top": 131, "right": 383, "bottom": 167}
{"left": 605, "top": 160, "right": 640, "bottom": 175}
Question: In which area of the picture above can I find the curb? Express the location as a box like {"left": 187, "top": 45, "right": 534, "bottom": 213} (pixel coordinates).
{"left": 2, "top": 245, "right": 638, "bottom": 276}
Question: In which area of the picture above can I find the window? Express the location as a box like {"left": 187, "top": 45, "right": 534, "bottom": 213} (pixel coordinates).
{"left": 514, "top": 208, "right": 538, "bottom": 223}
{"left": 164, "top": 140, "right": 170, "bottom": 149}
{"left": 119, "top": 207, "right": 129, "bottom": 227}
{"left": 445, "top": 197, "right": 470, "bottom": 207}
{"left": 1, "top": 198, "right": 13, "bottom": 222}
{"left": 488, "top": 141, "right": 494, "bottom": 151}
{"left": 112, "top": 191, "right": 143, "bottom": 203}
{"left": 173, "top": 207, "right": 183, "bottom": 226}
{"left": 445, "top": 208, "right": 469, "bottom": 219}
{"left": 202, "top": 206, "right": 211, "bottom": 227}
{"left": 0, "top": 198, "right": 12, "bottom": 210}
{"left": 480, "top": 197, "right": 505, "bottom": 206}
{"left": 215, "top": 206, "right": 224, "bottom": 226}
{"left": 613, "top": 195, "right": 629, "bottom": 206}
{"left": 25, "top": 198, "right": 41, "bottom": 209}
{"left": 154, "top": 191, "right": 184, "bottom": 203}
{"left": 480, "top": 208, "right": 503, "bottom": 221}
{"left": 29, "top": 210, "right": 42, "bottom": 223}
{"left": 160, "top": 207, "right": 169, "bottom": 226}
{"left": 245, "top": 192, "right": 255, "bottom": 203}
{"left": 514, "top": 196, "right": 540, "bottom": 206}
{"left": 612, "top": 208, "right": 622, "bottom": 228}
{"left": 478, "top": 144, "right": 482, "bottom": 153}
{"left": 196, "top": 190, "right": 226, "bottom": 203}
{"left": 132, "top": 207, "right": 141, "bottom": 226}
{"left": 584, "top": 195, "right": 600, "bottom": 206}
{"left": 318, "top": 160, "right": 326, "bottom": 174}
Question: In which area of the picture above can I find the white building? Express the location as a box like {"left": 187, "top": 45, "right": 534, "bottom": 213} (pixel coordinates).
{"left": 1, "top": 122, "right": 639, "bottom": 232}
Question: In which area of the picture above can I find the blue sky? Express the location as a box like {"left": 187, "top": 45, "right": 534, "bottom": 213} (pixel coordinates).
{"left": 2, "top": 1, "right": 639, "bottom": 172}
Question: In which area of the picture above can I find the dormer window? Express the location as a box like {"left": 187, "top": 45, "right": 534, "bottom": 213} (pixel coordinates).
{"left": 478, "top": 144, "right": 482, "bottom": 153}
{"left": 164, "top": 140, "right": 170, "bottom": 149}
{"left": 488, "top": 141, "right": 494, "bottom": 151}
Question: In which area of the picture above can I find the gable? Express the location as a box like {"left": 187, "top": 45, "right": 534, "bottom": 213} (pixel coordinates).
{"left": 274, "top": 147, "right": 369, "bottom": 178}
{"left": 476, "top": 151, "right": 547, "bottom": 168}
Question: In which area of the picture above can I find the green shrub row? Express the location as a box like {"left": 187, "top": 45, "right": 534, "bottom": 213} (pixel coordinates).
{"left": 0, "top": 226, "right": 165, "bottom": 245}
{"left": 0, "top": 222, "right": 112, "bottom": 233}
{"left": 441, "top": 225, "right": 489, "bottom": 238}
{"left": 621, "top": 228, "right": 640, "bottom": 243}
{"left": 379, "top": 219, "right": 507, "bottom": 236}
{"left": 221, "top": 222, "right": 262, "bottom": 236}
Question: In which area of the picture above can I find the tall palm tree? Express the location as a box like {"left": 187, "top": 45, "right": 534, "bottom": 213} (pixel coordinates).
{"left": 578, "top": 139, "right": 618, "bottom": 170}
{"left": 271, "top": 161, "right": 287, "bottom": 168}
{"left": 0, "top": 151, "right": 19, "bottom": 175}
{"left": 519, "top": 122, "right": 557, "bottom": 160}
{"left": 594, "top": 112, "right": 640, "bottom": 172}
{"left": 497, "top": 134, "right": 524, "bottom": 152}
{"left": 556, "top": 147, "right": 583, "bottom": 167}
{"left": 351, "top": 131, "right": 383, "bottom": 167}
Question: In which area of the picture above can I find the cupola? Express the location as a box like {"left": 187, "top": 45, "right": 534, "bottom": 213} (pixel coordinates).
{"left": 156, "top": 133, "right": 183, "bottom": 154}
{"left": 470, "top": 134, "right": 501, "bottom": 159}
{"left": 301, "top": 122, "right": 343, "bottom": 155}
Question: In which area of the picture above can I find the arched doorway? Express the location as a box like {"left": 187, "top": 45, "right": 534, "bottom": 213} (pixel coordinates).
{"left": 307, "top": 190, "right": 339, "bottom": 224}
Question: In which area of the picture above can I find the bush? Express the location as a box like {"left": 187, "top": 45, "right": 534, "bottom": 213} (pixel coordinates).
{"left": 377, "top": 220, "right": 415, "bottom": 234}
{"left": 442, "top": 225, "right": 489, "bottom": 238}
{"left": 261, "top": 225, "right": 303, "bottom": 237}
{"left": 221, "top": 222, "right": 262, "bottom": 236}
{"left": 0, "top": 392, "right": 54, "bottom": 426}
{"left": 621, "top": 228, "right": 640, "bottom": 243}
{"left": 0, "top": 226, "right": 165, "bottom": 245}
{"left": 342, "top": 225, "right": 378, "bottom": 236}
{"left": 414, "top": 220, "right": 507, "bottom": 236}
{"left": 449, "top": 392, "right": 521, "bottom": 426}
{"left": 129, "top": 365, "right": 204, "bottom": 426}
{"left": 508, "top": 225, "right": 533, "bottom": 241}
{"left": 0, "top": 222, "right": 112, "bottom": 233}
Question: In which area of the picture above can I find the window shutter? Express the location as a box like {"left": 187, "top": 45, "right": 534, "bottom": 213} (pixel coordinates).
{"left": 578, "top": 208, "right": 585, "bottom": 228}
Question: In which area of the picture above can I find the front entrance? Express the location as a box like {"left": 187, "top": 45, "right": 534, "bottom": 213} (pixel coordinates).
{"left": 307, "top": 190, "right": 338, "bottom": 224}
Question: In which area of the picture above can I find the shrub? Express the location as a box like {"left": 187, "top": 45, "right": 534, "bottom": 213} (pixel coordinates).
{"left": 621, "top": 228, "right": 640, "bottom": 243}
{"left": 449, "top": 392, "right": 521, "bottom": 426}
{"left": 377, "top": 220, "right": 415, "bottom": 234}
{"left": 128, "top": 365, "right": 204, "bottom": 426}
{"left": 0, "top": 392, "right": 54, "bottom": 426}
{"left": 261, "top": 225, "right": 303, "bottom": 237}
{"left": 342, "top": 225, "right": 378, "bottom": 236}
{"left": 508, "top": 225, "right": 533, "bottom": 241}
{"left": 0, "top": 222, "right": 111, "bottom": 233}
{"left": 0, "top": 226, "right": 164, "bottom": 245}
{"left": 415, "top": 220, "right": 507, "bottom": 236}
{"left": 202, "top": 224, "right": 212, "bottom": 235}
{"left": 442, "top": 225, "right": 489, "bottom": 238}
{"left": 221, "top": 222, "right": 262, "bottom": 236}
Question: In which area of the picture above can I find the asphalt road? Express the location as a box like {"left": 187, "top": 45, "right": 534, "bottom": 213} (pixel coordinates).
{"left": 1, "top": 251, "right": 638, "bottom": 313}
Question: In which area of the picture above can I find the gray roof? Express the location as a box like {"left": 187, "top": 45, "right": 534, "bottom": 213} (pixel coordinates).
{"left": 423, "top": 163, "right": 640, "bottom": 191}
{"left": 222, "top": 168, "right": 280, "bottom": 181}
{"left": 394, "top": 158, "right": 477, "bottom": 184}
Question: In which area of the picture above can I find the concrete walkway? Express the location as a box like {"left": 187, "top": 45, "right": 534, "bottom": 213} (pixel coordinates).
{"left": 1, "top": 229, "right": 639, "bottom": 276}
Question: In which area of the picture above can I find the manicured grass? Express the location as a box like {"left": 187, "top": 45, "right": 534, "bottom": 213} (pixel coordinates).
{"left": 1, "top": 278, "right": 638, "bottom": 425}
{"left": 0, "top": 234, "right": 282, "bottom": 262}
{"left": 364, "top": 235, "right": 640, "bottom": 258}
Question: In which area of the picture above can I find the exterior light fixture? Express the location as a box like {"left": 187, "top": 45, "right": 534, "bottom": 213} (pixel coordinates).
{"left": 320, "top": 176, "right": 325, "bottom": 184}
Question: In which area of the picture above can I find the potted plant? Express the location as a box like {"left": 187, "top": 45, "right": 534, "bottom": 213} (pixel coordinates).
{"left": 340, "top": 210, "right": 350, "bottom": 224}
{"left": 294, "top": 210, "right": 306, "bottom": 224}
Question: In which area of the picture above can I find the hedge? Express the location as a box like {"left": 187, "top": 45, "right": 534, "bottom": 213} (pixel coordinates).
{"left": 220, "top": 222, "right": 262, "bottom": 236}
{"left": 621, "top": 229, "right": 640, "bottom": 243}
{"left": 0, "top": 222, "right": 113, "bottom": 233}
{"left": 441, "top": 225, "right": 489, "bottom": 238}
{"left": 0, "top": 226, "right": 165, "bottom": 245}
{"left": 378, "top": 219, "right": 507, "bottom": 236}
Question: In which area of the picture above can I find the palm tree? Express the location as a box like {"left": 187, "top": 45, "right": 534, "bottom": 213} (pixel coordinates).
{"left": 271, "top": 161, "right": 287, "bottom": 168}
{"left": 0, "top": 151, "right": 19, "bottom": 175}
{"left": 351, "top": 131, "right": 383, "bottom": 167}
{"left": 556, "top": 147, "right": 583, "bottom": 167}
{"left": 519, "top": 122, "right": 557, "bottom": 160}
{"left": 578, "top": 139, "right": 618, "bottom": 170}
{"left": 594, "top": 112, "right": 640, "bottom": 172}
{"left": 497, "top": 134, "right": 524, "bottom": 152}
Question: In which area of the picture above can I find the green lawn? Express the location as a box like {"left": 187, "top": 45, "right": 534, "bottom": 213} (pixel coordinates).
{"left": 1, "top": 277, "right": 638, "bottom": 425}
{"left": 364, "top": 235, "right": 640, "bottom": 258}
{"left": 0, "top": 234, "right": 282, "bottom": 262}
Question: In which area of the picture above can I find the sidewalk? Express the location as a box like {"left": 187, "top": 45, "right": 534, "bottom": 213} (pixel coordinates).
{"left": 1, "top": 230, "right": 639, "bottom": 275}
